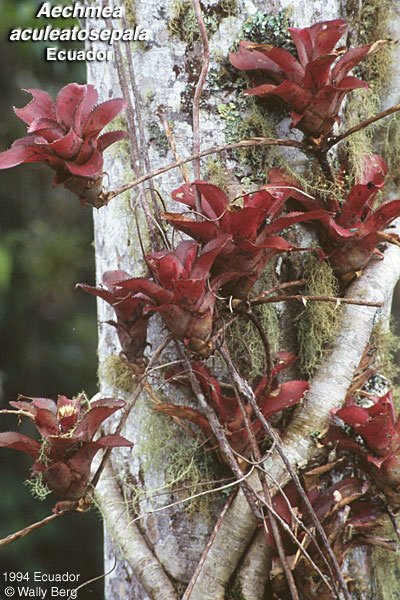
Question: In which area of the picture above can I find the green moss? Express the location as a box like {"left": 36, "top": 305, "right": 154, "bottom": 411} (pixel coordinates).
{"left": 371, "top": 321, "right": 400, "bottom": 402}
{"left": 297, "top": 255, "right": 341, "bottom": 377}
{"left": 372, "top": 517, "right": 400, "bottom": 600}
{"left": 239, "top": 10, "right": 293, "bottom": 50}
{"left": 99, "top": 355, "right": 137, "bottom": 393}
{"left": 227, "top": 266, "right": 280, "bottom": 380}
{"left": 131, "top": 398, "right": 220, "bottom": 516}
{"left": 123, "top": 0, "right": 137, "bottom": 28}
{"left": 205, "top": 157, "right": 230, "bottom": 191}
{"left": 226, "top": 578, "right": 246, "bottom": 600}
{"left": 381, "top": 112, "right": 400, "bottom": 184}
{"left": 168, "top": 0, "right": 198, "bottom": 46}
{"left": 217, "top": 97, "right": 278, "bottom": 185}
{"left": 345, "top": 0, "right": 395, "bottom": 178}
{"left": 168, "top": 0, "right": 238, "bottom": 46}
{"left": 147, "top": 119, "right": 170, "bottom": 157}
{"left": 277, "top": 156, "right": 346, "bottom": 209}
{"left": 25, "top": 473, "right": 51, "bottom": 501}
{"left": 343, "top": 89, "right": 379, "bottom": 180}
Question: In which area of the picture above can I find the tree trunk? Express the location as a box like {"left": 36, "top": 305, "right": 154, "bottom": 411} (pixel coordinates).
{"left": 87, "top": 1, "right": 400, "bottom": 598}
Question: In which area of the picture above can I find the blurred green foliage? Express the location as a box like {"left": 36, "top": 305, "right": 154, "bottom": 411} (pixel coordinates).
{"left": 0, "top": 2, "right": 102, "bottom": 596}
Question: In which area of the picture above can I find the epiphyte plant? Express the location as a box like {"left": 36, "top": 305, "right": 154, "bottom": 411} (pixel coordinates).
{"left": 0, "top": 83, "right": 126, "bottom": 207}
{"left": 230, "top": 19, "right": 385, "bottom": 143}
{"left": 0, "top": 394, "right": 132, "bottom": 510}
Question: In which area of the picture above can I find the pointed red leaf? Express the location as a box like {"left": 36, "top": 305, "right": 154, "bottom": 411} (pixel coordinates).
{"left": 363, "top": 200, "right": 400, "bottom": 233}
{"left": 0, "top": 432, "right": 41, "bottom": 458}
{"left": 82, "top": 98, "right": 126, "bottom": 137}
{"left": 259, "top": 380, "right": 308, "bottom": 418}
{"left": 336, "top": 76, "right": 369, "bottom": 91}
{"left": 97, "top": 130, "right": 127, "bottom": 152}
{"left": 303, "top": 54, "right": 338, "bottom": 89}
{"left": 28, "top": 117, "right": 64, "bottom": 138}
{"left": 155, "top": 403, "right": 213, "bottom": 437}
{"left": 191, "top": 181, "right": 230, "bottom": 221}
{"left": 258, "top": 47, "right": 304, "bottom": 83}
{"left": 313, "top": 20, "right": 346, "bottom": 56}
{"left": 96, "top": 434, "right": 133, "bottom": 448}
{"left": 55, "top": 83, "right": 87, "bottom": 130}
{"left": 162, "top": 213, "right": 220, "bottom": 244}
{"left": 246, "top": 80, "right": 312, "bottom": 113}
{"left": 190, "top": 236, "right": 229, "bottom": 280}
{"left": 0, "top": 144, "right": 42, "bottom": 170}
{"left": 288, "top": 26, "right": 313, "bottom": 66}
{"left": 74, "top": 398, "right": 126, "bottom": 441}
{"left": 46, "top": 129, "right": 82, "bottom": 159}
{"left": 74, "top": 84, "right": 99, "bottom": 133}
{"left": 66, "top": 150, "right": 103, "bottom": 177}
{"left": 31, "top": 407, "right": 60, "bottom": 437}
{"left": 331, "top": 45, "right": 373, "bottom": 83}
{"left": 229, "top": 41, "right": 284, "bottom": 77}
{"left": 14, "top": 88, "right": 54, "bottom": 125}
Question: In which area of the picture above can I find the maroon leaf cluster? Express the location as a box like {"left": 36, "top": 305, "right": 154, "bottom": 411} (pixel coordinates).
{"left": 268, "top": 475, "right": 385, "bottom": 599}
{"left": 77, "top": 270, "right": 149, "bottom": 363}
{"left": 0, "top": 84, "right": 126, "bottom": 206}
{"left": 230, "top": 19, "right": 385, "bottom": 140}
{"left": 164, "top": 176, "right": 326, "bottom": 298}
{"left": 156, "top": 354, "right": 308, "bottom": 454}
{"left": 274, "top": 155, "right": 400, "bottom": 279}
{"left": 0, "top": 395, "right": 132, "bottom": 501}
{"left": 83, "top": 237, "right": 236, "bottom": 356}
{"left": 329, "top": 390, "right": 400, "bottom": 489}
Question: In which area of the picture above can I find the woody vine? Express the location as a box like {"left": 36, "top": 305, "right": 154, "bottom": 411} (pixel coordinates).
{"left": 1, "top": 15, "right": 400, "bottom": 600}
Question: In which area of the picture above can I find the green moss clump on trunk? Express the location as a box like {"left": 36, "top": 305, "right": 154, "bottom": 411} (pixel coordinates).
{"left": 297, "top": 256, "right": 341, "bottom": 377}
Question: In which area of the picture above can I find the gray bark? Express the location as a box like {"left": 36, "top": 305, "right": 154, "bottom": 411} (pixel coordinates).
{"left": 86, "top": 0, "right": 400, "bottom": 598}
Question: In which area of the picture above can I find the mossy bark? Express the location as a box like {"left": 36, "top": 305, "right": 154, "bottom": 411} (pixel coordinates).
{"left": 86, "top": 1, "right": 400, "bottom": 598}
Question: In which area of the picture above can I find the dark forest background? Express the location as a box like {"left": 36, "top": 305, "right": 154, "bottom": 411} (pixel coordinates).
{"left": 0, "top": 1, "right": 102, "bottom": 597}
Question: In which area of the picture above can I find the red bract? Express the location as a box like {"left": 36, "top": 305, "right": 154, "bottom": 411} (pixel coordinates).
{"left": 274, "top": 156, "right": 400, "bottom": 279}
{"left": 268, "top": 476, "right": 382, "bottom": 599}
{"left": 114, "top": 237, "right": 234, "bottom": 355}
{"left": 333, "top": 391, "right": 400, "bottom": 488}
{"left": 267, "top": 477, "right": 370, "bottom": 550}
{"left": 164, "top": 178, "right": 326, "bottom": 298}
{"left": 230, "top": 19, "right": 385, "bottom": 140}
{"left": 0, "top": 395, "right": 132, "bottom": 501}
{"left": 77, "top": 270, "right": 148, "bottom": 363}
{"left": 156, "top": 355, "right": 308, "bottom": 454}
{"left": 0, "top": 84, "right": 126, "bottom": 206}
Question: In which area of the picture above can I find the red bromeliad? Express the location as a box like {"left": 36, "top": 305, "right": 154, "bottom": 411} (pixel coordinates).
{"left": 0, "top": 83, "right": 126, "bottom": 206}
{"left": 164, "top": 178, "right": 326, "bottom": 298}
{"left": 267, "top": 476, "right": 385, "bottom": 599}
{"left": 330, "top": 391, "right": 400, "bottom": 489}
{"left": 156, "top": 354, "right": 308, "bottom": 454}
{"left": 230, "top": 19, "right": 385, "bottom": 141}
{"left": 0, "top": 395, "right": 132, "bottom": 502}
{"left": 272, "top": 156, "right": 400, "bottom": 280}
{"left": 77, "top": 270, "right": 148, "bottom": 363}
{"left": 113, "top": 237, "right": 235, "bottom": 355}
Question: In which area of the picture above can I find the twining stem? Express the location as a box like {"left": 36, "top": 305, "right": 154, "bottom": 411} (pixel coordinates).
{"left": 101, "top": 100, "right": 400, "bottom": 207}
{"left": 328, "top": 102, "right": 400, "bottom": 148}
{"left": 192, "top": 0, "right": 210, "bottom": 182}
{"left": 156, "top": 106, "right": 190, "bottom": 183}
{"left": 249, "top": 294, "right": 382, "bottom": 308}
{"left": 0, "top": 513, "right": 64, "bottom": 548}
{"left": 183, "top": 494, "right": 236, "bottom": 600}
{"left": 246, "top": 311, "right": 273, "bottom": 389}
{"left": 219, "top": 345, "right": 351, "bottom": 600}
{"left": 177, "top": 345, "right": 262, "bottom": 518}
{"left": 103, "top": 137, "right": 308, "bottom": 201}
{"left": 223, "top": 343, "right": 300, "bottom": 600}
